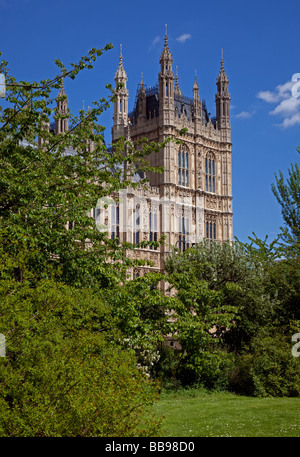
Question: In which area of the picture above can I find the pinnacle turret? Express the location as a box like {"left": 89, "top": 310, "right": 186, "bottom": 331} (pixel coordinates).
{"left": 140, "top": 72, "right": 145, "bottom": 92}
{"left": 215, "top": 50, "right": 230, "bottom": 132}
{"left": 158, "top": 25, "right": 174, "bottom": 104}
{"left": 159, "top": 25, "right": 173, "bottom": 73}
{"left": 55, "top": 76, "right": 68, "bottom": 134}
{"left": 175, "top": 66, "right": 182, "bottom": 96}
{"left": 217, "top": 50, "right": 229, "bottom": 85}
{"left": 58, "top": 76, "right": 66, "bottom": 96}
{"left": 112, "top": 45, "right": 129, "bottom": 141}
{"left": 192, "top": 70, "right": 201, "bottom": 122}
{"left": 193, "top": 70, "right": 199, "bottom": 93}
{"left": 115, "top": 44, "right": 127, "bottom": 84}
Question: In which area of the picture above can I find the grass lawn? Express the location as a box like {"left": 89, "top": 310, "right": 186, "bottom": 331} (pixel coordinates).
{"left": 154, "top": 389, "right": 300, "bottom": 437}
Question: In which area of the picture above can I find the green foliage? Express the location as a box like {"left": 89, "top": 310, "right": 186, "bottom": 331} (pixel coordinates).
{"left": 159, "top": 146, "right": 300, "bottom": 395}
{"left": 102, "top": 273, "right": 177, "bottom": 375}
{"left": 271, "top": 148, "right": 300, "bottom": 249}
{"left": 229, "top": 326, "right": 300, "bottom": 397}
{"left": 236, "top": 233, "right": 300, "bottom": 326}
{"left": 0, "top": 48, "right": 169, "bottom": 289}
{"left": 269, "top": 257, "right": 300, "bottom": 324}
{"left": 177, "top": 348, "right": 236, "bottom": 391}
{"left": 162, "top": 242, "right": 244, "bottom": 387}
{"left": 1, "top": 44, "right": 299, "bottom": 433}
{"left": 229, "top": 231, "right": 300, "bottom": 398}
{"left": 0, "top": 48, "right": 168, "bottom": 436}
{"left": 164, "top": 240, "right": 276, "bottom": 351}
{"left": 0, "top": 279, "right": 161, "bottom": 436}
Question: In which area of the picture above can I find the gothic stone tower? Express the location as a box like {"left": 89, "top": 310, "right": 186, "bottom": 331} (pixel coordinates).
{"left": 55, "top": 79, "right": 69, "bottom": 135}
{"left": 110, "top": 34, "right": 233, "bottom": 275}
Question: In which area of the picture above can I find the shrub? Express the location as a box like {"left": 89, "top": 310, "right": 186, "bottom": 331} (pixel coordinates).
{"left": 0, "top": 279, "right": 162, "bottom": 436}
{"left": 229, "top": 328, "right": 300, "bottom": 397}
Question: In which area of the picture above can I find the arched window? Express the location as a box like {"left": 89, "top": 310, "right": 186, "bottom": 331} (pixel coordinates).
{"left": 178, "top": 149, "right": 189, "bottom": 187}
{"left": 111, "top": 202, "right": 120, "bottom": 240}
{"left": 205, "top": 155, "right": 215, "bottom": 193}
{"left": 133, "top": 204, "right": 140, "bottom": 244}
{"left": 93, "top": 207, "right": 101, "bottom": 224}
{"left": 178, "top": 215, "right": 189, "bottom": 251}
{"left": 206, "top": 221, "right": 216, "bottom": 240}
{"left": 149, "top": 209, "right": 158, "bottom": 250}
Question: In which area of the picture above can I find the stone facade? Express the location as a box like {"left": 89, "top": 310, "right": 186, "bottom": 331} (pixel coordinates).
{"left": 49, "top": 34, "right": 233, "bottom": 277}
{"left": 108, "top": 34, "right": 233, "bottom": 276}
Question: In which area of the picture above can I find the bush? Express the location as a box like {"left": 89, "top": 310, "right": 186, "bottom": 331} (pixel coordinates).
{"left": 0, "top": 279, "right": 162, "bottom": 436}
{"left": 177, "top": 348, "right": 236, "bottom": 391}
{"left": 229, "top": 328, "right": 300, "bottom": 397}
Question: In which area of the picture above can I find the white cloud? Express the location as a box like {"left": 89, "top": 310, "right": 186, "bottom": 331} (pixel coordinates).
{"left": 257, "top": 90, "right": 280, "bottom": 103}
{"left": 152, "top": 36, "right": 160, "bottom": 46}
{"left": 257, "top": 77, "right": 300, "bottom": 128}
{"left": 235, "top": 110, "right": 254, "bottom": 119}
{"left": 277, "top": 113, "right": 300, "bottom": 128}
{"left": 270, "top": 96, "right": 300, "bottom": 116}
{"left": 149, "top": 35, "right": 161, "bottom": 50}
{"left": 257, "top": 81, "right": 294, "bottom": 103}
{"left": 176, "top": 33, "right": 191, "bottom": 44}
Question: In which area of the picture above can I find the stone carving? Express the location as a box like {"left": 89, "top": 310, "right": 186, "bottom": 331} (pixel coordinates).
{"left": 106, "top": 33, "right": 232, "bottom": 276}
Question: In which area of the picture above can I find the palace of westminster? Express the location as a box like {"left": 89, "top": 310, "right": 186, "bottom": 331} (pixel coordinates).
{"left": 52, "top": 32, "right": 233, "bottom": 276}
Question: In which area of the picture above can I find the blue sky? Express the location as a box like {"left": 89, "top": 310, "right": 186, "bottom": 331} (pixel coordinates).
{"left": 1, "top": 0, "right": 299, "bottom": 244}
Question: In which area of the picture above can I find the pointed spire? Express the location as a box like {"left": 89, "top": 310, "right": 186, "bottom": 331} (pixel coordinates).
{"left": 115, "top": 44, "right": 127, "bottom": 82}
{"left": 58, "top": 76, "right": 66, "bottom": 96}
{"left": 140, "top": 72, "right": 145, "bottom": 89}
{"left": 138, "top": 71, "right": 146, "bottom": 109}
{"left": 158, "top": 24, "right": 174, "bottom": 110}
{"left": 57, "top": 70, "right": 67, "bottom": 99}
{"left": 215, "top": 49, "right": 230, "bottom": 131}
{"left": 160, "top": 24, "right": 173, "bottom": 66}
{"left": 192, "top": 69, "right": 201, "bottom": 121}
{"left": 119, "top": 44, "right": 124, "bottom": 68}
{"left": 163, "top": 24, "right": 168, "bottom": 47}
{"left": 220, "top": 52, "right": 225, "bottom": 74}
{"left": 112, "top": 44, "right": 129, "bottom": 141}
{"left": 56, "top": 71, "right": 67, "bottom": 106}
{"left": 164, "top": 24, "right": 169, "bottom": 48}
{"left": 175, "top": 66, "right": 182, "bottom": 96}
{"left": 137, "top": 71, "right": 146, "bottom": 119}
{"left": 55, "top": 75, "right": 68, "bottom": 135}
{"left": 217, "top": 48, "right": 228, "bottom": 83}
{"left": 193, "top": 69, "right": 199, "bottom": 90}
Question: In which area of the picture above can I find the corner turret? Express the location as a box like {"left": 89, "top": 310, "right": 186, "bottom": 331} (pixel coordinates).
{"left": 112, "top": 45, "right": 129, "bottom": 141}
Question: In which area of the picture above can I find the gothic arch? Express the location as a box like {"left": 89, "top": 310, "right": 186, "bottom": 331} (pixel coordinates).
{"left": 177, "top": 143, "right": 190, "bottom": 187}
{"left": 206, "top": 150, "right": 216, "bottom": 161}
{"left": 205, "top": 151, "right": 216, "bottom": 193}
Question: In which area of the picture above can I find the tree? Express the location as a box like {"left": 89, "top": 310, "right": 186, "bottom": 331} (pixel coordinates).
{"left": 271, "top": 147, "right": 300, "bottom": 255}
{"left": 226, "top": 144, "right": 300, "bottom": 397}
{"left": 103, "top": 272, "right": 177, "bottom": 376}
{"left": 0, "top": 47, "right": 169, "bottom": 435}
{"left": 229, "top": 326, "right": 300, "bottom": 397}
{"left": 0, "top": 48, "right": 167, "bottom": 289}
{"left": 162, "top": 242, "right": 244, "bottom": 387}
{"left": 0, "top": 279, "right": 162, "bottom": 436}
{"left": 237, "top": 232, "right": 299, "bottom": 324}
